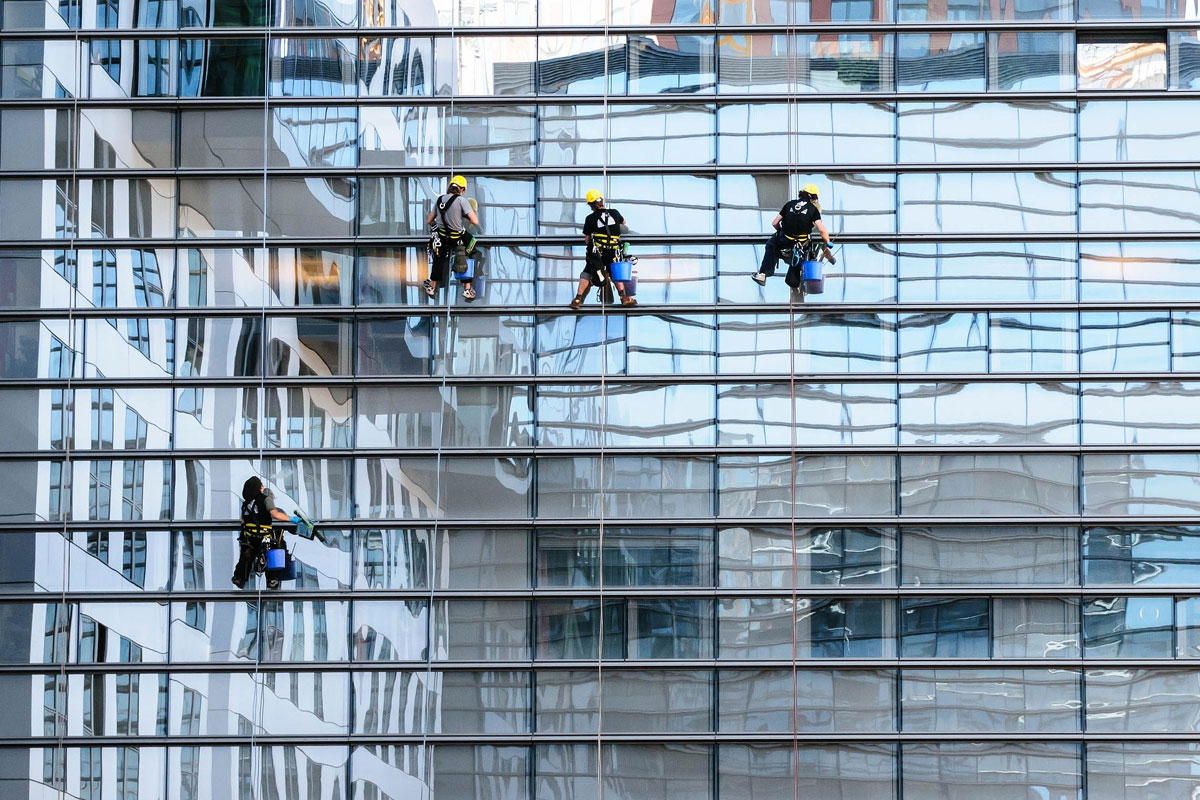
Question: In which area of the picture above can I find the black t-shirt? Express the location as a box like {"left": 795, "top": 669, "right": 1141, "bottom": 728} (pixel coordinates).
{"left": 241, "top": 491, "right": 274, "bottom": 527}
{"left": 778, "top": 198, "right": 821, "bottom": 238}
{"left": 583, "top": 207, "right": 625, "bottom": 245}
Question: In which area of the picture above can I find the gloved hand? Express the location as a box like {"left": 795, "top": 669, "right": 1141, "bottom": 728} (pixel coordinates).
{"left": 289, "top": 515, "right": 303, "bottom": 525}
{"left": 824, "top": 243, "right": 836, "bottom": 265}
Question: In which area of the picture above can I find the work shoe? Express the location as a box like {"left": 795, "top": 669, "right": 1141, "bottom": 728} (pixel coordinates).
{"left": 569, "top": 294, "right": 584, "bottom": 310}
{"left": 422, "top": 279, "right": 435, "bottom": 298}
{"left": 621, "top": 296, "right": 637, "bottom": 306}
{"left": 751, "top": 272, "right": 767, "bottom": 286}
{"left": 463, "top": 284, "right": 476, "bottom": 302}
{"left": 231, "top": 575, "right": 245, "bottom": 590}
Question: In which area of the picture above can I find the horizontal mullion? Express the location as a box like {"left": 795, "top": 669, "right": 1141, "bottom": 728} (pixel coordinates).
{"left": 8, "top": 162, "right": 1200, "bottom": 179}
{"left": 1, "top": 444, "right": 1198, "bottom": 461}
{"left": 7, "top": 90, "right": 1200, "bottom": 111}
{"left": 0, "top": 657, "right": 1195, "bottom": 674}
{"left": 0, "top": 516, "right": 1191, "bottom": 533}
{"left": 6, "top": 232, "right": 1200, "bottom": 249}
{"left": 10, "top": 302, "right": 1200, "bottom": 320}
{"left": 10, "top": 585, "right": 1200, "bottom": 603}
{"left": 2, "top": 732, "right": 1196, "bottom": 747}
{"left": 3, "top": 373, "right": 1199, "bottom": 390}
{"left": 2, "top": 18, "right": 1199, "bottom": 39}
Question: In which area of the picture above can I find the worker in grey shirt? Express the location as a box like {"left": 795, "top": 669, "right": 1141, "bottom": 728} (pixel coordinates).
{"left": 425, "top": 174, "right": 482, "bottom": 302}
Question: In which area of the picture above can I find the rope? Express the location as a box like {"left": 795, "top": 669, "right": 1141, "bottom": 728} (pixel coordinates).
{"left": 419, "top": 8, "right": 458, "bottom": 788}
{"left": 784, "top": 2, "right": 802, "bottom": 798}
{"left": 51, "top": 26, "right": 83, "bottom": 800}
{"left": 595, "top": 2, "right": 612, "bottom": 788}
{"left": 247, "top": 14, "right": 273, "bottom": 795}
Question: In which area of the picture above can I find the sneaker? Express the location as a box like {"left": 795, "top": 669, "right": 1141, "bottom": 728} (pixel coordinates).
{"left": 751, "top": 272, "right": 767, "bottom": 286}
{"left": 422, "top": 279, "right": 435, "bottom": 298}
{"left": 463, "top": 284, "right": 476, "bottom": 302}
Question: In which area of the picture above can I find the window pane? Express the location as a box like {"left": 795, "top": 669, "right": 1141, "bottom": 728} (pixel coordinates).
{"left": 1081, "top": 171, "right": 1200, "bottom": 232}
{"left": 180, "top": 39, "right": 265, "bottom": 97}
{"left": 900, "top": 382, "right": 1078, "bottom": 445}
{"left": 901, "top": 743, "right": 1081, "bottom": 799}
{"left": 719, "top": 669, "right": 896, "bottom": 732}
{"left": 990, "top": 31, "right": 1073, "bottom": 90}
{"left": 718, "top": 172, "right": 897, "bottom": 236}
{"left": 901, "top": 669, "right": 1080, "bottom": 732}
{"left": 900, "top": 454, "right": 1078, "bottom": 516}
{"left": 718, "top": 382, "right": 897, "bottom": 446}
{"left": 266, "top": 316, "right": 352, "bottom": 376}
{"left": 268, "top": 38, "right": 355, "bottom": 97}
{"left": 1080, "top": 99, "right": 1200, "bottom": 162}
{"left": 1083, "top": 596, "right": 1173, "bottom": 657}
{"left": 1171, "top": 30, "right": 1200, "bottom": 88}
{"left": 898, "top": 313, "right": 987, "bottom": 373}
{"left": 898, "top": 102, "right": 1075, "bottom": 163}
{"left": 352, "top": 600, "right": 427, "bottom": 661}
{"left": 989, "top": 312, "right": 1079, "bottom": 372}
{"left": 601, "top": 670, "right": 711, "bottom": 733}
{"left": 537, "top": 456, "right": 714, "bottom": 520}
{"left": 718, "top": 34, "right": 894, "bottom": 94}
{"left": 719, "top": 455, "right": 897, "bottom": 518}
{"left": 628, "top": 36, "right": 715, "bottom": 94}
{"left": 178, "top": 178, "right": 263, "bottom": 238}
{"left": 1082, "top": 381, "right": 1200, "bottom": 445}
{"left": 1085, "top": 669, "right": 1200, "bottom": 732}
{"left": 432, "top": 745, "right": 528, "bottom": 800}
{"left": 536, "top": 528, "right": 713, "bottom": 588}
{"left": 1078, "top": 40, "right": 1166, "bottom": 89}
{"left": 901, "top": 597, "right": 989, "bottom": 658}
{"left": 719, "top": 744, "right": 897, "bottom": 800}
{"left": 356, "top": 316, "right": 432, "bottom": 376}
{"left": 1085, "top": 454, "right": 1200, "bottom": 515}
{"left": 993, "top": 597, "right": 1081, "bottom": 658}
{"left": 718, "top": 102, "right": 895, "bottom": 166}
{"left": 432, "top": 599, "right": 528, "bottom": 661}
{"left": 1088, "top": 743, "right": 1200, "bottom": 799}
{"left": 358, "top": 37, "right": 436, "bottom": 97}
{"left": 1081, "top": 242, "right": 1200, "bottom": 302}
{"left": 1078, "top": 0, "right": 1188, "bottom": 19}
{"left": 718, "top": 526, "right": 896, "bottom": 588}
{"left": 901, "top": 526, "right": 1078, "bottom": 585}
{"left": 897, "top": 33, "right": 985, "bottom": 92}
{"left": 1084, "top": 525, "right": 1200, "bottom": 586}
{"left": 1080, "top": 311, "right": 1169, "bottom": 372}
{"left": 79, "top": 108, "right": 174, "bottom": 169}
{"left": 899, "top": 172, "right": 1077, "bottom": 234}
{"left": 602, "top": 744, "right": 712, "bottom": 800}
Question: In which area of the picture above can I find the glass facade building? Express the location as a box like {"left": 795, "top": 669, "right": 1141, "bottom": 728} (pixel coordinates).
{"left": 4, "top": 0, "right": 1200, "bottom": 797}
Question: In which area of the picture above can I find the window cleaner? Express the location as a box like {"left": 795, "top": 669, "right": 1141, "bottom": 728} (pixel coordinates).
{"left": 425, "top": 174, "right": 481, "bottom": 303}
{"left": 751, "top": 183, "right": 836, "bottom": 299}
{"left": 233, "top": 476, "right": 308, "bottom": 590}
{"left": 570, "top": 189, "right": 637, "bottom": 309}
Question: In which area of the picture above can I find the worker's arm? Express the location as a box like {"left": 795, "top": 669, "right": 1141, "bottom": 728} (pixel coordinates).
{"left": 814, "top": 219, "right": 832, "bottom": 246}
{"left": 269, "top": 508, "right": 291, "bottom": 523}
{"left": 466, "top": 210, "right": 480, "bottom": 227}
{"left": 770, "top": 213, "right": 783, "bottom": 231}
{"left": 425, "top": 208, "right": 436, "bottom": 227}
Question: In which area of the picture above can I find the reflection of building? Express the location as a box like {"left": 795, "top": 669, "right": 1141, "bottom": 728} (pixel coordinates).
{"left": 7, "top": 0, "right": 1200, "bottom": 797}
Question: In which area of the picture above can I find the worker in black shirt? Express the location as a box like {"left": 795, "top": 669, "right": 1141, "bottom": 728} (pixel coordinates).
{"left": 752, "top": 183, "right": 835, "bottom": 288}
{"left": 232, "top": 476, "right": 301, "bottom": 590}
{"left": 571, "top": 190, "right": 637, "bottom": 309}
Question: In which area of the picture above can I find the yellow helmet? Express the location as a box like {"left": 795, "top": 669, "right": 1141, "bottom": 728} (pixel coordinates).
{"left": 449, "top": 174, "right": 467, "bottom": 190}
{"left": 802, "top": 183, "right": 819, "bottom": 197}
{"left": 585, "top": 189, "right": 603, "bottom": 204}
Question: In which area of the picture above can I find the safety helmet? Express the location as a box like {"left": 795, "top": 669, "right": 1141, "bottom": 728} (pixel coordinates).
{"left": 449, "top": 174, "right": 467, "bottom": 190}
{"left": 585, "top": 189, "right": 603, "bottom": 204}
{"left": 802, "top": 183, "right": 819, "bottom": 197}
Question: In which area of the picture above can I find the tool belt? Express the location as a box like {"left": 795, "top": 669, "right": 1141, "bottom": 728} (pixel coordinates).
{"left": 591, "top": 231, "right": 621, "bottom": 251}
{"left": 431, "top": 227, "right": 465, "bottom": 256}
{"left": 240, "top": 521, "right": 275, "bottom": 540}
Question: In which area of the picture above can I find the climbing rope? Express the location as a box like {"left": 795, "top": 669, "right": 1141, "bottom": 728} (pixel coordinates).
{"left": 784, "top": 2, "right": 802, "bottom": 798}
{"left": 247, "top": 14, "right": 273, "bottom": 793}
{"left": 595, "top": 0, "right": 613, "bottom": 786}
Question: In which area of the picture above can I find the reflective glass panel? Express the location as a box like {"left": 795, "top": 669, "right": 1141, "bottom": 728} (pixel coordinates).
{"left": 899, "top": 172, "right": 1078, "bottom": 234}
{"left": 1078, "top": 40, "right": 1166, "bottom": 89}
{"left": 897, "top": 33, "right": 985, "bottom": 92}
{"left": 718, "top": 526, "right": 897, "bottom": 588}
{"left": 1081, "top": 242, "right": 1200, "bottom": 302}
{"left": 990, "top": 31, "right": 1074, "bottom": 90}
{"left": 901, "top": 526, "right": 1078, "bottom": 585}
{"left": 899, "top": 382, "right": 1078, "bottom": 444}
{"left": 1083, "top": 596, "right": 1174, "bottom": 657}
{"left": 897, "top": 102, "right": 1075, "bottom": 163}
{"left": 1085, "top": 670, "right": 1200, "bottom": 732}
{"left": 717, "top": 102, "right": 895, "bottom": 166}
{"left": 1081, "top": 171, "right": 1200, "bottom": 232}
{"left": 1085, "top": 454, "right": 1200, "bottom": 516}
{"left": 1088, "top": 743, "right": 1200, "bottom": 799}
{"left": 719, "top": 744, "right": 897, "bottom": 800}
{"left": 900, "top": 454, "right": 1079, "bottom": 516}
{"left": 901, "top": 743, "right": 1081, "bottom": 799}
{"left": 1080, "top": 100, "right": 1200, "bottom": 162}
{"left": 901, "top": 669, "right": 1081, "bottom": 732}
{"left": 1083, "top": 525, "right": 1200, "bottom": 585}
{"left": 1171, "top": 30, "right": 1200, "bottom": 88}
{"left": 718, "top": 382, "right": 897, "bottom": 446}
{"left": 719, "top": 455, "right": 897, "bottom": 518}
{"left": 717, "top": 34, "right": 894, "bottom": 93}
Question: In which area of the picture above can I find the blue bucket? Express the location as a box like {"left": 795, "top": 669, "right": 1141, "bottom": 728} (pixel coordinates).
{"left": 453, "top": 258, "right": 474, "bottom": 280}
{"left": 609, "top": 260, "right": 632, "bottom": 282}
{"left": 802, "top": 260, "right": 825, "bottom": 295}
{"left": 266, "top": 548, "right": 287, "bottom": 570}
